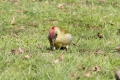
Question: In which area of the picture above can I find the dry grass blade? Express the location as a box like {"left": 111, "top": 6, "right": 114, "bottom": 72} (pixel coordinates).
{"left": 11, "top": 16, "right": 16, "bottom": 25}
{"left": 58, "top": 3, "right": 64, "bottom": 9}
{"left": 18, "top": 46, "right": 24, "bottom": 53}
{"left": 24, "top": 55, "right": 31, "bottom": 59}
{"left": 83, "top": 72, "right": 91, "bottom": 77}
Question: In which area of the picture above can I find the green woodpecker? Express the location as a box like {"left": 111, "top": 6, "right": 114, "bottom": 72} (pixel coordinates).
{"left": 48, "top": 26, "right": 72, "bottom": 50}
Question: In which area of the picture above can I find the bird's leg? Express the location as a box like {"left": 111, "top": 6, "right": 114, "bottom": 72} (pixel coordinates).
{"left": 50, "top": 45, "right": 56, "bottom": 50}
{"left": 65, "top": 45, "right": 69, "bottom": 51}
{"left": 53, "top": 46, "right": 56, "bottom": 50}
{"left": 50, "top": 42, "right": 53, "bottom": 50}
{"left": 51, "top": 39, "right": 56, "bottom": 50}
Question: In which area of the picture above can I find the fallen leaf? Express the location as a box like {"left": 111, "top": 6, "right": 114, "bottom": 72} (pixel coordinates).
{"left": 11, "top": 49, "right": 19, "bottom": 55}
{"left": 23, "top": 10, "right": 28, "bottom": 13}
{"left": 38, "top": 44, "right": 42, "bottom": 49}
{"left": 92, "top": 66, "right": 101, "bottom": 71}
{"left": 71, "top": 74, "right": 75, "bottom": 80}
{"left": 54, "top": 59, "right": 59, "bottom": 63}
{"left": 70, "top": 72, "right": 77, "bottom": 80}
{"left": 97, "top": 33, "right": 103, "bottom": 38}
{"left": 11, "top": 16, "right": 16, "bottom": 25}
{"left": 17, "top": 26, "right": 25, "bottom": 30}
{"left": 104, "top": 54, "right": 108, "bottom": 59}
{"left": 83, "top": 72, "right": 91, "bottom": 77}
{"left": 16, "top": 26, "right": 25, "bottom": 30}
{"left": 95, "top": 50, "right": 105, "bottom": 54}
{"left": 45, "top": 0, "right": 49, "bottom": 5}
{"left": 18, "top": 46, "right": 24, "bottom": 53}
{"left": 24, "top": 55, "right": 31, "bottom": 59}
{"left": 58, "top": 3, "right": 64, "bottom": 9}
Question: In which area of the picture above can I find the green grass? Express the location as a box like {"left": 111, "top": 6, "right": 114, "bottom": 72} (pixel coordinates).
{"left": 0, "top": 0, "right": 120, "bottom": 80}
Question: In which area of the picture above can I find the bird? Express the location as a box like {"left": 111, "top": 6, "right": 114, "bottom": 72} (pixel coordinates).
{"left": 48, "top": 26, "right": 72, "bottom": 50}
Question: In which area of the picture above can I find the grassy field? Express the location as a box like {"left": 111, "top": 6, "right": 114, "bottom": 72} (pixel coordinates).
{"left": 0, "top": 0, "right": 120, "bottom": 80}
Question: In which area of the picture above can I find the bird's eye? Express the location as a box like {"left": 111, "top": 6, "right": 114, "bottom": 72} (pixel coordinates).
{"left": 54, "top": 34, "right": 57, "bottom": 39}
{"left": 55, "top": 34, "right": 57, "bottom": 37}
{"left": 55, "top": 33, "right": 57, "bottom": 36}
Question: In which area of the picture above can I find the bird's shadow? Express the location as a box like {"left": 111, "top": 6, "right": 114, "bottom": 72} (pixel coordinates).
{"left": 46, "top": 47, "right": 67, "bottom": 51}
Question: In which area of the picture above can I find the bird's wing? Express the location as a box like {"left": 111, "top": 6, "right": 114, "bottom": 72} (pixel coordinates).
{"left": 55, "top": 33, "right": 72, "bottom": 45}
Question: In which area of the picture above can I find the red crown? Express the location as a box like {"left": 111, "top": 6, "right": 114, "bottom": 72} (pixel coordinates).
{"left": 51, "top": 26, "right": 55, "bottom": 30}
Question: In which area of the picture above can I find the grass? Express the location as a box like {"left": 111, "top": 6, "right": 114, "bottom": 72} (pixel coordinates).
{"left": 0, "top": 0, "right": 120, "bottom": 80}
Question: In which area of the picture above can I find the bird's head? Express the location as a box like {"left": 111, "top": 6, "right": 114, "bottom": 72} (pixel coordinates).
{"left": 49, "top": 26, "right": 57, "bottom": 39}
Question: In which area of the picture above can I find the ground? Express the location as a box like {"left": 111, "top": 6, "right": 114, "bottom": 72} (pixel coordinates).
{"left": 0, "top": 0, "right": 120, "bottom": 80}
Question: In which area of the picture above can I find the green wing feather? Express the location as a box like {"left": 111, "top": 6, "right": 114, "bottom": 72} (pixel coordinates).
{"left": 54, "top": 27, "right": 72, "bottom": 48}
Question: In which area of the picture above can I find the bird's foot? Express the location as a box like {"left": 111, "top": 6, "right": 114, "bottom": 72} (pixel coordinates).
{"left": 51, "top": 46, "right": 56, "bottom": 50}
